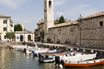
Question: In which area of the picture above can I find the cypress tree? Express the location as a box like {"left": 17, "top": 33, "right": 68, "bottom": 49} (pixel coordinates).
{"left": 58, "top": 16, "right": 65, "bottom": 23}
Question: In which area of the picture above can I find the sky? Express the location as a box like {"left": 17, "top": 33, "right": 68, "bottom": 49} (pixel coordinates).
{"left": 0, "top": 0, "right": 104, "bottom": 32}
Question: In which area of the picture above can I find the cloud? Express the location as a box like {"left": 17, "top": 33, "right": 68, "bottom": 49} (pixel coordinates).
{"left": 54, "top": 0, "right": 66, "bottom": 6}
{"left": 0, "top": 0, "right": 27, "bottom": 9}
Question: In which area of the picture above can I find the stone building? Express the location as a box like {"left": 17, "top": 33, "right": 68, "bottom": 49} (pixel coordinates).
{"left": 78, "top": 12, "right": 104, "bottom": 49}
{"left": 48, "top": 21, "right": 78, "bottom": 44}
{"left": 0, "top": 15, "right": 14, "bottom": 41}
{"left": 34, "top": 19, "right": 45, "bottom": 41}
{"left": 35, "top": 0, "right": 104, "bottom": 49}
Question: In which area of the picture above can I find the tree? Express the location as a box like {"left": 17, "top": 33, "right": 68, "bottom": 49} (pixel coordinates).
{"left": 58, "top": 16, "right": 65, "bottom": 23}
{"left": 14, "top": 24, "right": 23, "bottom": 31}
{"left": 5, "top": 32, "right": 15, "bottom": 41}
{"left": 40, "top": 30, "right": 44, "bottom": 42}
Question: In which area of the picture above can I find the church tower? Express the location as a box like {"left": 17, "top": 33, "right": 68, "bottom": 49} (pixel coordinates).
{"left": 44, "top": 0, "right": 54, "bottom": 33}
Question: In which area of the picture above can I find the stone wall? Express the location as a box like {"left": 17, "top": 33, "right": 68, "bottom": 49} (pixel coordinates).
{"left": 80, "top": 16, "right": 104, "bottom": 49}
{"left": 48, "top": 24, "right": 78, "bottom": 44}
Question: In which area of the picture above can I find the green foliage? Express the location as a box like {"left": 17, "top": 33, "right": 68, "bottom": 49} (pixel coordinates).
{"left": 40, "top": 30, "right": 44, "bottom": 40}
{"left": 5, "top": 32, "right": 15, "bottom": 41}
{"left": 58, "top": 16, "right": 65, "bottom": 23}
{"left": 14, "top": 24, "right": 22, "bottom": 31}
{"left": 47, "top": 38, "right": 51, "bottom": 43}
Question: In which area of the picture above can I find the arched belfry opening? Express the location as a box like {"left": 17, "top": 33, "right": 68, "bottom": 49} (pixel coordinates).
{"left": 49, "top": 1, "right": 52, "bottom": 8}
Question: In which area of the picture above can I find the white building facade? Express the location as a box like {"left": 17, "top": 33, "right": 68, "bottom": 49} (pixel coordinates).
{"left": 0, "top": 15, "right": 14, "bottom": 41}
{"left": 15, "top": 31, "right": 34, "bottom": 42}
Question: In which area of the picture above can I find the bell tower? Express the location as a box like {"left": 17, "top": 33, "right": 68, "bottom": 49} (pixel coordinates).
{"left": 44, "top": 0, "right": 54, "bottom": 33}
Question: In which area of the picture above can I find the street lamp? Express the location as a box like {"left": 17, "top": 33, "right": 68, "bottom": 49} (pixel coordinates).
{"left": 78, "top": 14, "right": 83, "bottom": 47}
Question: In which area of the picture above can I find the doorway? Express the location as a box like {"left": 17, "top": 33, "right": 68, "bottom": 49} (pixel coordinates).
{"left": 20, "top": 35, "right": 23, "bottom": 41}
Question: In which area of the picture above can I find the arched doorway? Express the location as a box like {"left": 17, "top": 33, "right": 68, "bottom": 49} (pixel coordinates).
{"left": 20, "top": 35, "right": 23, "bottom": 41}
{"left": 28, "top": 35, "right": 31, "bottom": 41}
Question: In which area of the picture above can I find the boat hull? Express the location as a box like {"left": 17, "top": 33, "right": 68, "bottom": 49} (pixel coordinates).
{"left": 38, "top": 59, "right": 55, "bottom": 63}
{"left": 64, "top": 60, "right": 104, "bottom": 67}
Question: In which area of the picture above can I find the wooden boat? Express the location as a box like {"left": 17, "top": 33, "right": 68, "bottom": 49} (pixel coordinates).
{"left": 40, "top": 51, "right": 60, "bottom": 54}
{"left": 12, "top": 45, "right": 33, "bottom": 51}
{"left": 38, "top": 57, "right": 55, "bottom": 63}
{"left": 55, "top": 53, "right": 97, "bottom": 68}
{"left": 64, "top": 59, "right": 104, "bottom": 67}
{"left": 38, "top": 52, "right": 69, "bottom": 63}
{"left": 61, "top": 53, "right": 97, "bottom": 62}
{"left": 40, "top": 52, "right": 68, "bottom": 56}
{"left": 38, "top": 55, "right": 55, "bottom": 63}
{"left": 33, "top": 49, "right": 58, "bottom": 56}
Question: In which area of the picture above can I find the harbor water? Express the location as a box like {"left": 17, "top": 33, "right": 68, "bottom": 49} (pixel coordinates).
{"left": 0, "top": 46, "right": 104, "bottom": 69}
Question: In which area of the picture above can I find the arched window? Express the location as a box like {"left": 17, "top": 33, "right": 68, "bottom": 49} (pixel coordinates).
{"left": 49, "top": 1, "right": 52, "bottom": 8}
{"left": 28, "top": 35, "right": 31, "bottom": 41}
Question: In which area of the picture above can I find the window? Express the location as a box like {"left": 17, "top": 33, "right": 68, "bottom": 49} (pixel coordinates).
{"left": 49, "top": 1, "right": 52, "bottom": 8}
{"left": 99, "top": 21, "right": 103, "bottom": 26}
{"left": 4, "top": 35, "right": 6, "bottom": 39}
{"left": 11, "top": 24, "right": 13, "bottom": 27}
{"left": 3, "top": 27, "right": 7, "bottom": 31}
{"left": 3, "top": 20, "right": 7, "bottom": 24}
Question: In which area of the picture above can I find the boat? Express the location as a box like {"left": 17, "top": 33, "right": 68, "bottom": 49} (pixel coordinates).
{"left": 12, "top": 45, "right": 33, "bottom": 51}
{"left": 32, "top": 48, "right": 49, "bottom": 56}
{"left": 61, "top": 53, "right": 97, "bottom": 62}
{"left": 64, "top": 59, "right": 104, "bottom": 67}
{"left": 55, "top": 52, "right": 97, "bottom": 67}
{"left": 40, "top": 52, "right": 68, "bottom": 56}
{"left": 40, "top": 50, "right": 60, "bottom": 54}
{"left": 38, "top": 52, "right": 69, "bottom": 63}
{"left": 33, "top": 49, "right": 58, "bottom": 57}
{"left": 38, "top": 54, "right": 55, "bottom": 63}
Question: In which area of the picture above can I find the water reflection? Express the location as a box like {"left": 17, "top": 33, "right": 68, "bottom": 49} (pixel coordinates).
{"left": 0, "top": 47, "right": 104, "bottom": 69}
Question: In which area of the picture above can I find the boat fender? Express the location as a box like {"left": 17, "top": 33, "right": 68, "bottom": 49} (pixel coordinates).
{"left": 23, "top": 48, "right": 26, "bottom": 54}
{"left": 60, "top": 60, "right": 64, "bottom": 66}
{"left": 56, "top": 64, "right": 59, "bottom": 67}
{"left": 77, "top": 61, "right": 79, "bottom": 64}
{"left": 59, "top": 64, "right": 63, "bottom": 69}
